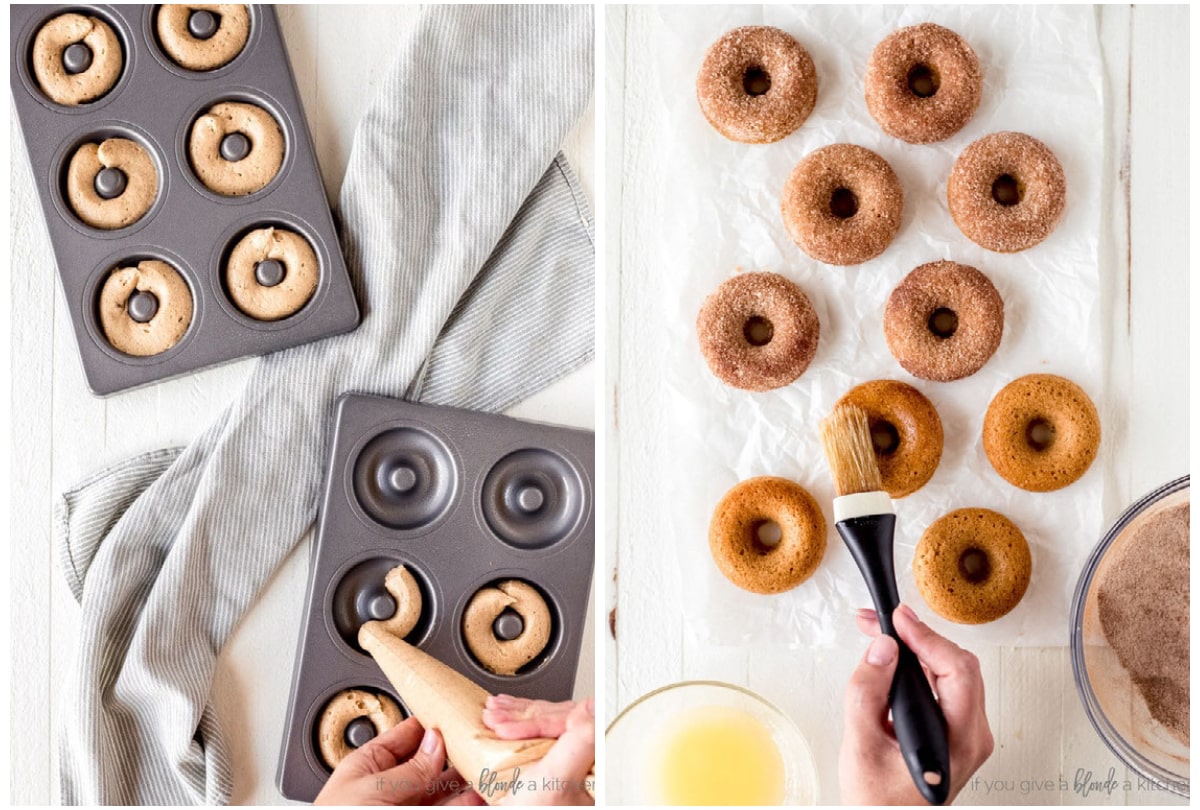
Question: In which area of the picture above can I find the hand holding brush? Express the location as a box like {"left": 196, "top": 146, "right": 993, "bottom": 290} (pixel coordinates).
{"left": 820, "top": 404, "right": 952, "bottom": 804}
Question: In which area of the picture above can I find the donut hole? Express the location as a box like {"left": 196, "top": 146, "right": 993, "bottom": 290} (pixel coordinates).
{"left": 743, "top": 315, "right": 774, "bottom": 347}
{"left": 991, "top": 174, "right": 1023, "bottom": 206}
{"left": 752, "top": 520, "right": 783, "bottom": 551}
{"left": 742, "top": 66, "right": 771, "bottom": 96}
{"left": 829, "top": 187, "right": 859, "bottom": 219}
{"left": 906, "top": 64, "right": 940, "bottom": 98}
{"left": 1025, "top": 418, "right": 1056, "bottom": 451}
{"left": 958, "top": 548, "right": 992, "bottom": 584}
{"left": 927, "top": 307, "right": 959, "bottom": 339}
{"left": 870, "top": 419, "right": 901, "bottom": 456}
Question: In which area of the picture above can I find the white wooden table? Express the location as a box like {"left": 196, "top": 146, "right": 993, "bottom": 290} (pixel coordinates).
{"left": 10, "top": 7, "right": 595, "bottom": 804}
{"left": 605, "top": 5, "right": 1187, "bottom": 805}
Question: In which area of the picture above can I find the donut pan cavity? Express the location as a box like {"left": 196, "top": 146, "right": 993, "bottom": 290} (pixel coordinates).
{"left": 10, "top": 5, "right": 360, "bottom": 395}
{"left": 277, "top": 394, "right": 595, "bottom": 802}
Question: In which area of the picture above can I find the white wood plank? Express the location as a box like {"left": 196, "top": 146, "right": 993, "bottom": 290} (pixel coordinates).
{"left": 612, "top": 4, "right": 686, "bottom": 712}
{"left": 9, "top": 110, "right": 57, "bottom": 806}
{"left": 603, "top": 3, "right": 627, "bottom": 725}
{"left": 1127, "top": 5, "right": 1190, "bottom": 497}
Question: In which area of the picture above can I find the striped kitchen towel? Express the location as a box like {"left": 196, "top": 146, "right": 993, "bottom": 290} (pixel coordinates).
{"left": 53, "top": 5, "right": 594, "bottom": 804}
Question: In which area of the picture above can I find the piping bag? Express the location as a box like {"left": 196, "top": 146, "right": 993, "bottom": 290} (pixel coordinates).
{"left": 358, "top": 623, "right": 595, "bottom": 804}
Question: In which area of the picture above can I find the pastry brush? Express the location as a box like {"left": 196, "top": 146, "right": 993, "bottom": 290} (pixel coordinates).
{"left": 820, "top": 404, "right": 950, "bottom": 805}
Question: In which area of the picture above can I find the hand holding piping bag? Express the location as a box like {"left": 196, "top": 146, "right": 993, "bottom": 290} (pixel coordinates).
{"left": 819, "top": 405, "right": 951, "bottom": 805}
{"left": 356, "top": 623, "right": 595, "bottom": 806}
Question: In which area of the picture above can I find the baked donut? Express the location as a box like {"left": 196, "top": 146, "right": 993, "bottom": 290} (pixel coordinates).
{"left": 188, "top": 101, "right": 284, "bottom": 196}
{"left": 156, "top": 5, "right": 250, "bottom": 71}
{"left": 224, "top": 227, "right": 319, "bottom": 320}
{"left": 835, "top": 380, "right": 942, "bottom": 498}
{"left": 948, "top": 132, "right": 1067, "bottom": 252}
{"left": 865, "top": 23, "right": 982, "bottom": 144}
{"left": 696, "top": 272, "right": 819, "bottom": 392}
{"left": 66, "top": 138, "right": 157, "bottom": 230}
{"left": 913, "top": 508, "right": 1032, "bottom": 624}
{"left": 709, "top": 476, "right": 826, "bottom": 595}
{"left": 696, "top": 26, "right": 818, "bottom": 144}
{"left": 32, "top": 12, "right": 123, "bottom": 106}
{"left": 884, "top": 261, "right": 1004, "bottom": 382}
{"left": 983, "top": 374, "right": 1100, "bottom": 492}
{"left": 378, "top": 565, "right": 423, "bottom": 639}
{"left": 781, "top": 144, "right": 904, "bottom": 265}
{"left": 316, "top": 689, "right": 404, "bottom": 769}
{"left": 98, "top": 260, "right": 193, "bottom": 357}
{"left": 462, "top": 580, "right": 552, "bottom": 676}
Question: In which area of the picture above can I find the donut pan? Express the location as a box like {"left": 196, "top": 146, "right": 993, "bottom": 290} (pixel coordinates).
{"left": 10, "top": 5, "right": 360, "bottom": 395}
{"left": 277, "top": 394, "right": 595, "bottom": 801}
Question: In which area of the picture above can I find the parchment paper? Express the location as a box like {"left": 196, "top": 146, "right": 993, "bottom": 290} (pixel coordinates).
{"left": 654, "top": 5, "right": 1106, "bottom": 647}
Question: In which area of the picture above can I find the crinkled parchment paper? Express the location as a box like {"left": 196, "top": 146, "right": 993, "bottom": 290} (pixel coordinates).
{"left": 654, "top": 5, "right": 1106, "bottom": 647}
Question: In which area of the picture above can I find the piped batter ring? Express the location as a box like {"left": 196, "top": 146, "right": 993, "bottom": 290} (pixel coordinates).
{"left": 330, "top": 558, "right": 432, "bottom": 653}
{"left": 462, "top": 579, "right": 554, "bottom": 676}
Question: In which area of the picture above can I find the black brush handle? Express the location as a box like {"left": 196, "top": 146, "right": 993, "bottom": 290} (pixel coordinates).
{"left": 837, "top": 514, "right": 951, "bottom": 806}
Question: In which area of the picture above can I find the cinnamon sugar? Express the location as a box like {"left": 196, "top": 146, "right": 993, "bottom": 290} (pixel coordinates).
{"left": 1096, "top": 501, "right": 1189, "bottom": 744}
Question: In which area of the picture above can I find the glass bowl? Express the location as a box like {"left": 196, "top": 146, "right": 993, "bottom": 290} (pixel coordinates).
{"left": 605, "top": 681, "right": 819, "bottom": 805}
{"left": 1070, "top": 475, "right": 1190, "bottom": 798}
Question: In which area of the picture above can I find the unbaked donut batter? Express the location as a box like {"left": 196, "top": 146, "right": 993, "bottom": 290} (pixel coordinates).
{"left": 224, "top": 226, "right": 319, "bottom": 320}
{"left": 189, "top": 100, "right": 284, "bottom": 196}
{"left": 67, "top": 138, "right": 157, "bottom": 230}
{"left": 98, "top": 260, "right": 192, "bottom": 357}
{"left": 32, "top": 12, "right": 123, "bottom": 106}
{"left": 156, "top": 4, "right": 250, "bottom": 71}
{"left": 462, "top": 580, "right": 552, "bottom": 676}
{"left": 378, "top": 565, "right": 423, "bottom": 640}
{"left": 316, "top": 689, "right": 404, "bottom": 769}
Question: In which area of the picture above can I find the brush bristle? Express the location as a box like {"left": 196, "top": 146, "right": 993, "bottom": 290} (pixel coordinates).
{"left": 820, "top": 404, "right": 884, "bottom": 496}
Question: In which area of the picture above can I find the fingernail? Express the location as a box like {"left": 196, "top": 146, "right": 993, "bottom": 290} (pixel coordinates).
{"left": 420, "top": 728, "right": 438, "bottom": 755}
{"left": 584, "top": 696, "right": 595, "bottom": 715}
{"left": 898, "top": 603, "right": 920, "bottom": 622}
{"left": 490, "top": 694, "right": 516, "bottom": 707}
{"left": 856, "top": 607, "right": 876, "bottom": 621}
{"left": 867, "top": 634, "right": 897, "bottom": 666}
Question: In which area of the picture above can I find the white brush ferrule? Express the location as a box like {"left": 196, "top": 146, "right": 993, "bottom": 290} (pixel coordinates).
{"left": 833, "top": 491, "right": 894, "bottom": 523}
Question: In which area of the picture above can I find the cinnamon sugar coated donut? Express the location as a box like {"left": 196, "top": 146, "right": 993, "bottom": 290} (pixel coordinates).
{"left": 884, "top": 261, "right": 1004, "bottom": 382}
{"left": 865, "top": 23, "right": 982, "bottom": 144}
{"left": 696, "top": 26, "right": 817, "bottom": 144}
{"left": 948, "top": 132, "right": 1066, "bottom": 252}
{"left": 696, "top": 272, "right": 819, "bottom": 392}
{"left": 835, "top": 380, "right": 943, "bottom": 498}
{"left": 983, "top": 374, "right": 1100, "bottom": 492}
{"left": 781, "top": 144, "right": 904, "bottom": 265}
{"left": 709, "top": 476, "right": 826, "bottom": 594}
{"left": 914, "top": 508, "right": 1032, "bottom": 624}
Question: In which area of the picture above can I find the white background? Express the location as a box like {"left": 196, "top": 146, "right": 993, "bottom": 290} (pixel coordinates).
{"left": 606, "top": 4, "right": 1189, "bottom": 805}
{"left": 10, "top": 7, "right": 595, "bottom": 804}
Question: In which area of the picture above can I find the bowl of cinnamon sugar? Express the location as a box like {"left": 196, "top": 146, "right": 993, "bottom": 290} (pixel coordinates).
{"left": 1071, "top": 475, "right": 1189, "bottom": 798}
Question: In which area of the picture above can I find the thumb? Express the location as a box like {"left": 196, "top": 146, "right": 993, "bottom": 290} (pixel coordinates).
{"left": 843, "top": 634, "right": 899, "bottom": 759}
{"left": 387, "top": 727, "right": 447, "bottom": 791}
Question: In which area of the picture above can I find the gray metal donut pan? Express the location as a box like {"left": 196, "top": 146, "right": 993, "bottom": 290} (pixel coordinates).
{"left": 277, "top": 394, "right": 595, "bottom": 802}
{"left": 10, "top": 5, "right": 360, "bottom": 396}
